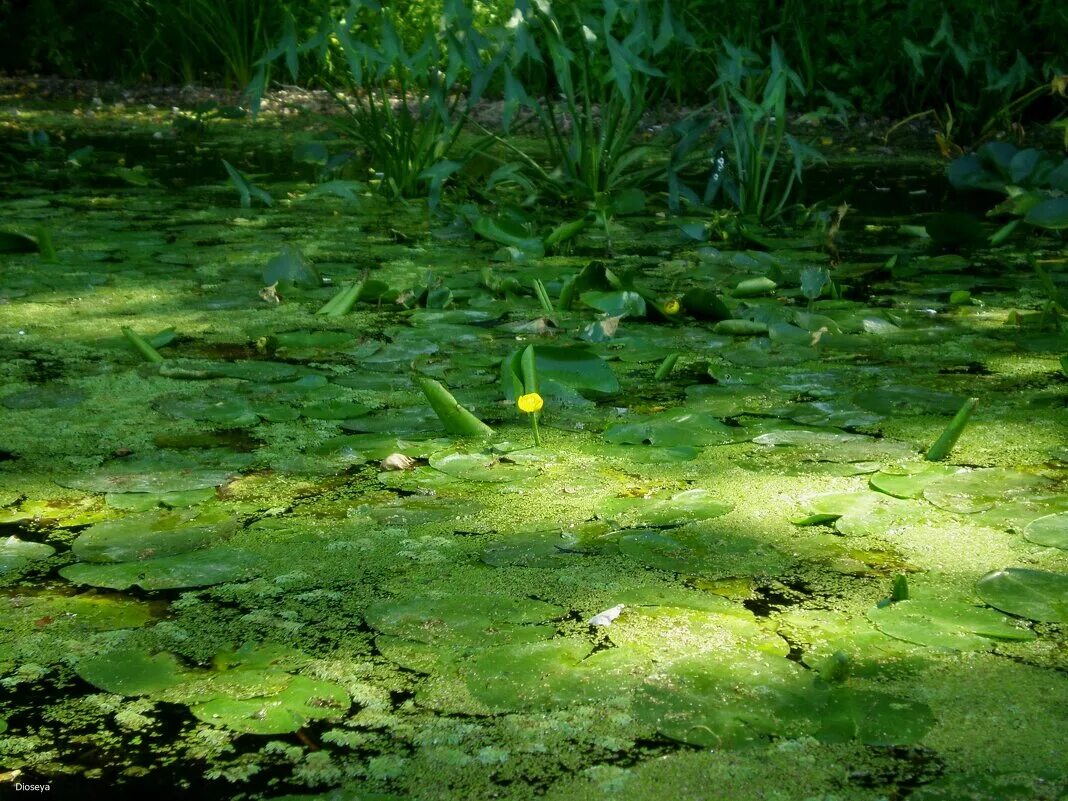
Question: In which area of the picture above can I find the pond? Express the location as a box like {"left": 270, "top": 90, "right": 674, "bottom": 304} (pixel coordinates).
{"left": 0, "top": 103, "right": 1066, "bottom": 801}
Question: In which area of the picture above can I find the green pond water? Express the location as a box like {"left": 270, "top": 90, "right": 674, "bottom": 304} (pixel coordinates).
{"left": 0, "top": 105, "right": 1066, "bottom": 801}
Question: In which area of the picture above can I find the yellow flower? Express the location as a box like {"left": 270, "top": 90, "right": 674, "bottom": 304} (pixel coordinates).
{"left": 517, "top": 392, "right": 544, "bottom": 414}
{"left": 663, "top": 299, "right": 681, "bottom": 315}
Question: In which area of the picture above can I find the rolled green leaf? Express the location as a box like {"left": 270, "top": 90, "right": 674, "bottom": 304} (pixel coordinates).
{"left": 35, "top": 228, "right": 57, "bottom": 262}
{"left": 121, "top": 326, "right": 165, "bottom": 363}
{"left": 925, "top": 397, "right": 979, "bottom": 461}
{"left": 316, "top": 282, "right": 363, "bottom": 317}
{"left": 532, "top": 279, "right": 554, "bottom": 315}
{"left": 416, "top": 376, "right": 494, "bottom": 439}
{"left": 654, "top": 353, "right": 679, "bottom": 381}
{"left": 520, "top": 345, "right": 539, "bottom": 395}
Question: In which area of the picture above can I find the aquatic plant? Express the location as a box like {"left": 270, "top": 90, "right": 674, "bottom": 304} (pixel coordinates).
{"left": 706, "top": 40, "right": 821, "bottom": 220}
{"left": 251, "top": 0, "right": 504, "bottom": 201}
{"left": 486, "top": 0, "right": 686, "bottom": 205}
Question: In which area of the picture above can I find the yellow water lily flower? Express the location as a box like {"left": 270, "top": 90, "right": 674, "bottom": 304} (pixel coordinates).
{"left": 663, "top": 299, "right": 681, "bottom": 315}
{"left": 517, "top": 392, "right": 544, "bottom": 413}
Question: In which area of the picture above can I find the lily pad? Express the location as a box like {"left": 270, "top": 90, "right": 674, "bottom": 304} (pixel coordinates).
{"left": 1, "top": 384, "right": 88, "bottom": 410}
{"left": 870, "top": 463, "right": 962, "bottom": 499}
{"left": 77, "top": 649, "right": 190, "bottom": 695}
{"left": 0, "top": 593, "right": 152, "bottom": 631}
{"left": 428, "top": 451, "right": 539, "bottom": 483}
{"left": 462, "top": 640, "right": 601, "bottom": 711}
{"left": 59, "top": 457, "right": 232, "bottom": 494}
{"left": 754, "top": 429, "right": 915, "bottom": 463}
{"left": 70, "top": 509, "right": 232, "bottom": 563}
{"left": 811, "top": 687, "right": 936, "bottom": 746}
{"left": 634, "top": 653, "right": 812, "bottom": 748}
{"left": 60, "top": 547, "right": 259, "bottom": 590}
{"left": 501, "top": 346, "right": 619, "bottom": 400}
{"left": 0, "top": 536, "right": 55, "bottom": 574}
{"left": 154, "top": 394, "right": 260, "bottom": 427}
{"left": 596, "top": 489, "right": 731, "bottom": 528}
{"left": 599, "top": 527, "right": 789, "bottom": 577}
{"left": 1023, "top": 512, "right": 1068, "bottom": 549}
{"left": 866, "top": 599, "right": 1036, "bottom": 650}
{"left": 923, "top": 469, "right": 1050, "bottom": 514}
{"left": 975, "top": 568, "right": 1068, "bottom": 623}
{"left": 604, "top": 410, "right": 741, "bottom": 447}
{"left": 190, "top": 675, "right": 349, "bottom": 734}
{"left": 853, "top": 386, "right": 966, "bottom": 416}
{"left": 365, "top": 595, "right": 563, "bottom": 645}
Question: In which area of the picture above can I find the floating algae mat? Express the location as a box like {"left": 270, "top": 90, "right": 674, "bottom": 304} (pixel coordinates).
{"left": 0, "top": 111, "right": 1066, "bottom": 801}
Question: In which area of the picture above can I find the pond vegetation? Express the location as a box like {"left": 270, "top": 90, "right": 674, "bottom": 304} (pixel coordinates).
{"left": 0, "top": 1, "right": 1066, "bottom": 799}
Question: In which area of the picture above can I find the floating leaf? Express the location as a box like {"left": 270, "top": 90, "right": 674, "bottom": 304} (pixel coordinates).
{"left": 2, "top": 384, "right": 88, "bottom": 410}
{"left": 428, "top": 451, "right": 538, "bottom": 483}
{"left": 365, "top": 595, "right": 561, "bottom": 645}
{"left": 190, "top": 675, "right": 349, "bottom": 734}
{"left": 0, "top": 536, "right": 55, "bottom": 574}
{"left": 502, "top": 346, "right": 619, "bottom": 400}
{"left": 263, "top": 246, "right": 320, "bottom": 288}
{"left": 596, "top": 489, "right": 731, "bottom": 528}
{"left": 634, "top": 653, "right": 811, "bottom": 748}
{"left": 60, "top": 547, "right": 259, "bottom": 590}
{"left": 976, "top": 568, "right": 1068, "bottom": 623}
{"left": 1023, "top": 512, "right": 1068, "bottom": 549}
{"left": 866, "top": 599, "right": 1035, "bottom": 650}
{"left": 77, "top": 649, "right": 189, "bottom": 696}
{"left": 70, "top": 509, "right": 231, "bottom": 563}
{"left": 870, "top": 463, "right": 961, "bottom": 499}
{"left": 1024, "top": 196, "right": 1068, "bottom": 230}
{"left": 923, "top": 469, "right": 1050, "bottom": 514}
{"left": 605, "top": 410, "right": 741, "bottom": 447}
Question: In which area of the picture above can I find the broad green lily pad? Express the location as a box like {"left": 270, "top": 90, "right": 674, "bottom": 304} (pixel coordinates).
{"left": 0, "top": 536, "right": 55, "bottom": 574}
{"left": 59, "top": 457, "right": 233, "bottom": 494}
{"left": 2, "top": 384, "right": 88, "bottom": 410}
{"left": 190, "top": 675, "right": 349, "bottom": 734}
{"left": 596, "top": 489, "right": 732, "bottom": 528}
{"left": 460, "top": 640, "right": 646, "bottom": 711}
{"left": 77, "top": 649, "right": 190, "bottom": 695}
{"left": 60, "top": 547, "right": 259, "bottom": 590}
{"left": 428, "top": 451, "right": 539, "bottom": 483}
{"left": 1023, "top": 512, "right": 1068, "bottom": 549}
{"left": 365, "top": 595, "right": 563, "bottom": 645}
{"left": 870, "top": 463, "right": 962, "bottom": 499}
{"left": 71, "top": 509, "right": 232, "bottom": 563}
{"left": 604, "top": 410, "right": 741, "bottom": 447}
{"left": 754, "top": 429, "right": 915, "bottom": 463}
{"left": 634, "top": 653, "right": 812, "bottom": 748}
{"left": 0, "top": 593, "right": 153, "bottom": 631}
{"left": 976, "top": 568, "right": 1068, "bottom": 622}
{"left": 866, "top": 599, "right": 1036, "bottom": 650}
{"left": 599, "top": 527, "right": 789, "bottom": 577}
{"left": 923, "top": 469, "right": 1050, "bottom": 514}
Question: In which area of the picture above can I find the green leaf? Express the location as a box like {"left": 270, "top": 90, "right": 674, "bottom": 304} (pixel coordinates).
{"left": 60, "top": 547, "right": 260, "bottom": 590}
{"left": 976, "top": 568, "right": 1068, "bottom": 622}
{"left": 1024, "top": 196, "right": 1068, "bottom": 229}
{"left": 415, "top": 376, "right": 495, "bottom": 439}
{"left": 222, "top": 159, "right": 273, "bottom": 208}
{"left": 263, "top": 246, "right": 320, "bottom": 288}
{"left": 866, "top": 599, "right": 1035, "bottom": 650}
{"left": 77, "top": 649, "right": 190, "bottom": 696}
{"left": 472, "top": 214, "right": 544, "bottom": 256}
{"left": 1024, "top": 512, "right": 1068, "bottom": 549}
{"left": 580, "top": 290, "right": 646, "bottom": 318}
{"left": 501, "top": 346, "right": 619, "bottom": 401}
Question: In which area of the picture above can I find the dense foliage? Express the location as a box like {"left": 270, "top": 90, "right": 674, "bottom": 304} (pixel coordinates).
{"left": 2, "top": 0, "right": 1065, "bottom": 131}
